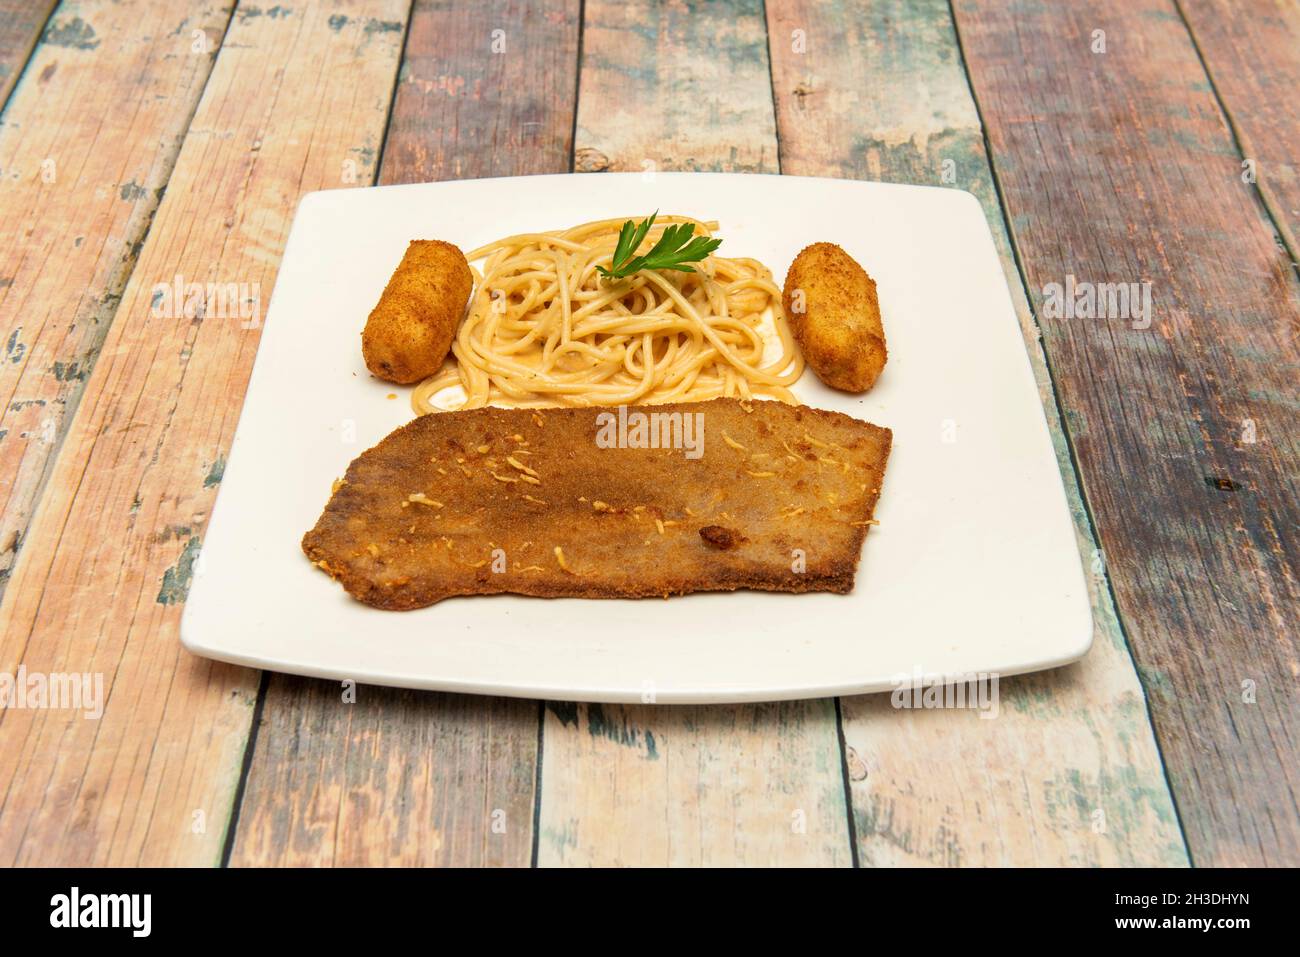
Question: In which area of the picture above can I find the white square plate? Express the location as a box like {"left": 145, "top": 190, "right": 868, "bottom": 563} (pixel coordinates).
{"left": 181, "top": 173, "right": 1091, "bottom": 703}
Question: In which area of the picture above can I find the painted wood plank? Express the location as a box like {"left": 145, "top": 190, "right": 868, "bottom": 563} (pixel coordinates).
{"left": 380, "top": 0, "right": 579, "bottom": 181}
{"left": 0, "top": 0, "right": 233, "bottom": 599}
{"left": 0, "top": 0, "right": 410, "bottom": 866}
{"left": 952, "top": 0, "right": 1300, "bottom": 866}
{"left": 767, "top": 0, "right": 1187, "bottom": 867}
{"left": 0, "top": 0, "right": 56, "bottom": 112}
{"left": 572, "top": 0, "right": 778, "bottom": 175}
{"left": 536, "top": 0, "right": 852, "bottom": 868}
{"left": 231, "top": 680, "right": 542, "bottom": 867}
{"left": 1179, "top": 0, "right": 1300, "bottom": 256}
{"left": 230, "top": 0, "right": 580, "bottom": 868}
{"left": 540, "top": 702, "right": 854, "bottom": 866}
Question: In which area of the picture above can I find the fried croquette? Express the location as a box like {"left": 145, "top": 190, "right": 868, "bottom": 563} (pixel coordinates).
{"left": 302, "top": 398, "right": 892, "bottom": 609}
{"left": 782, "top": 242, "right": 887, "bottom": 393}
{"left": 362, "top": 239, "right": 473, "bottom": 384}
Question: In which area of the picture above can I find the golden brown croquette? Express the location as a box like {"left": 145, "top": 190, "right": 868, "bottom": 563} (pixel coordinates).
{"left": 362, "top": 239, "right": 473, "bottom": 384}
{"left": 782, "top": 242, "right": 887, "bottom": 393}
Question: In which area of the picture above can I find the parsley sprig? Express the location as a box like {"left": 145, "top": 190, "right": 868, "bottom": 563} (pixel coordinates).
{"left": 595, "top": 212, "right": 722, "bottom": 281}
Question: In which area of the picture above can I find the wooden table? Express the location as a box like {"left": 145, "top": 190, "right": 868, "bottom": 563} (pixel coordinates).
{"left": 0, "top": 0, "right": 1295, "bottom": 868}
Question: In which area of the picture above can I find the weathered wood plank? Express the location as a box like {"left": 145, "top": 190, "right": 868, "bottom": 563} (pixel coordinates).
{"left": 380, "top": 0, "right": 579, "bottom": 181}
{"left": 540, "top": 702, "right": 853, "bottom": 867}
{"left": 231, "top": 680, "right": 542, "bottom": 867}
{"left": 0, "top": 0, "right": 233, "bottom": 599}
{"left": 953, "top": 0, "right": 1299, "bottom": 866}
{"left": 0, "top": 0, "right": 56, "bottom": 111}
{"left": 536, "top": 0, "right": 852, "bottom": 868}
{"left": 230, "top": 0, "right": 580, "bottom": 868}
{"left": 0, "top": 0, "right": 409, "bottom": 866}
{"left": 767, "top": 0, "right": 1187, "bottom": 867}
{"left": 572, "top": 0, "right": 778, "bottom": 175}
{"left": 1179, "top": 0, "right": 1300, "bottom": 256}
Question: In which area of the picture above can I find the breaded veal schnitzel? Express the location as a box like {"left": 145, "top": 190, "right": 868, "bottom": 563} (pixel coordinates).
{"left": 303, "top": 398, "right": 891, "bottom": 609}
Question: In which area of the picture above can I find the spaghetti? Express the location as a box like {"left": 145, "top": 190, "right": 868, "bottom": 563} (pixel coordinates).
{"left": 411, "top": 216, "right": 804, "bottom": 413}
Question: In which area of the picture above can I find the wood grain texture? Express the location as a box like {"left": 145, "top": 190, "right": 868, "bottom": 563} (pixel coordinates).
{"left": 0, "top": 0, "right": 232, "bottom": 599}
{"left": 0, "top": 0, "right": 409, "bottom": 866}
{"left": 536, "top": 0, "right": 851, "bottom": 868}
{"left": 540, "top": 702, "right": 853, "bottom": 866}
{"left": 231, "top": 680, "right": 540, "bottom": 866}
{"left": 953, "top": 0, "right": 1299, "bottom": 866}
{"left": 767, "top": 0, "right": 1186, "bottom": 867}
{"left": 230, "top": 0, "right": 580, "bottom": 868}
{"left": 572, "top": 0, "right": 778, "bottom": 174}
{"left": 381, "top": 0, "right": 579, "bottom": 181}
{"left": 1179, "top": 0, "right": 1300, "bottom": 257}
{"left": 0, "top": 0, "right": 56, "bottom": 111}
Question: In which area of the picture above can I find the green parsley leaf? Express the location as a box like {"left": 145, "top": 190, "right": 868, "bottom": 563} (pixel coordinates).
{"left": 596, "top": 213, "right": 722, "bottom": 280}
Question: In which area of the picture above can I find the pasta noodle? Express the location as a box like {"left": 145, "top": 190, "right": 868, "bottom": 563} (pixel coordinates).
{"left": 411, "top": 216, "right": 804, "bottom": 413}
